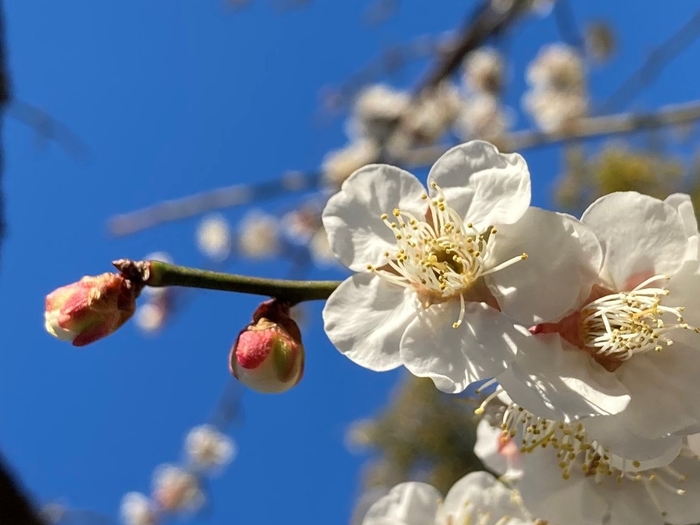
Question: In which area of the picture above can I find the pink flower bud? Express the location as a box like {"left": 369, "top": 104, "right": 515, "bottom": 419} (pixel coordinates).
{"left": 229, "top": 299, "right": 304, "bottom": 393}
{"left": 44, "top": 273, "right": 140, "bottom": 346}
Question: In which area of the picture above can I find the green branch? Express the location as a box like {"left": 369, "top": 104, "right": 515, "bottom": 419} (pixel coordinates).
{"left": 113, "top": 259, "right": 340, "bottom": 304}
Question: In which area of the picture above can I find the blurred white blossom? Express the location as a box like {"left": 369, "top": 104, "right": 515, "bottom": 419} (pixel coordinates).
{"left": 238, "top": 210, "right": 280, "bottom": 258}
{"left": 135, "top": 303, "right": 167, "bottom": 333}
{"left": 462, "top": 48, "right": 503, "bottom": 95}
{"left": 120, "top": 492, "right": 158, "bottom": 525}
{"left": 350, "top": 84, "right": 410, "bottom": 142}
{"left": 185, "top": 425, "right": 236, "bottom": 472}
{"left": 524, "top": 44, "right": 587, "bottom": 131}
{"left": 523, "top": 89, "right": 587, "bottom": 132}
{"left": 309, "top": 227, "right": 336, "bottom": 266}
{"left": 402, "top": 82, "right": 462, "bottom": 144}
{"left": 322, "top": 139, "right": 380, "bottom": 189}
{"left": 455, "top": 93, "right": 511, "bottom": 140}
{"left": 362, "top": 471, "right": 535, "bottom": 525}
{"left": 196, "top": 214, "right": 232, "bottom": 261}
{"left": 151, "top": 465, "right": 204, "bottom": 514}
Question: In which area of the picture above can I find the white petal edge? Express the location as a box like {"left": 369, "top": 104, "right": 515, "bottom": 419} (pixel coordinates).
{"left": 322, "top": 164, "right": 427, "bottom": 272}
{"left": 581, "top": 192, "right": 688, "bottom": 290}
{"left": 323, "top": 273, "right": 416, "bottom": 371}
{"left": 362, "top": 482, "right": 440, "bottom": 525}
{"left": 427, "top": 140, "right": 531, "bottom": 228}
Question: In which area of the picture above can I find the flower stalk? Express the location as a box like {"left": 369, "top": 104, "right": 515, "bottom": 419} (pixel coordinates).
{"left": 113, "top": 259, "right": 340, "bottom": 304}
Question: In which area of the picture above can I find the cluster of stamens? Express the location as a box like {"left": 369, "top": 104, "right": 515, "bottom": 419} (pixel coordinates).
{"left": 490, "top": 400, "right": 696, "bottom": 518}
{"left": 580, "top": 275, "right": 699, "bottom": 361}
{"left": 366, "top": 182, "right": 526, "bottom": 328}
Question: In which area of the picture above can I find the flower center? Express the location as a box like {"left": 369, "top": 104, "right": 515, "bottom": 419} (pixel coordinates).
{"left": 580, "top": 275, "right": 698, "bottom": 362}
{"left": 367, "top": 182, "right": 526, "bottom": 328}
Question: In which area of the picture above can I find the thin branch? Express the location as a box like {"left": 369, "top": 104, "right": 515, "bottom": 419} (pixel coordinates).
{"left": 114, "top": 259, "right": 340, "bottom": 304}
{"left": 415, "top": 0, "right": 530, "bottom": 92}
{"left": 110, "top": 1, "right": 533, "bottom": 237}
{"left": 598, "top": 7, "right": 700, "bottom": 114}
{"left": 8, "top": 100, "right": 90, "bottom": 161}
{"left": 552, "top": 0, "right": 584, "bottom": 50}
{"left": 400, "top": 100, "right": 700, "bottom": 163}
{"left": 108, "top": 170, "right": 319, "bottom": 236}
{"left": 0, "top": 0, "right": 9, "bottom": 264}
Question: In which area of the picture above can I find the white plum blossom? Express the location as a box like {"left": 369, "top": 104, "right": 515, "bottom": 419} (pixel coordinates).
{"left": 323, "top": 140, "right": 586, "bottom": 393}
{"left": 120, "top": 492, "right": 158, "bottom": 525}
{"left": 665, "top": 193, "right": 699, "bottom": 261}
{"left": 185, "top": 425, "right": 236, "bottom": 472}
{"left": 237, "top": 210, "right": 280, "bottom": 258}
{"left": 362, "top": 471, "right": 535, "bottom": 525}
{"left": 196, "top": 214, "right": 232, "bottom": 261}
{"left": 496, "top": 192, "right": 700, "bottom": 451}
{"left": 518, "top": 431, "right": 700, "bottom": 525}
{"left": 151, "top": 464, "right": 204, "bottom": 513}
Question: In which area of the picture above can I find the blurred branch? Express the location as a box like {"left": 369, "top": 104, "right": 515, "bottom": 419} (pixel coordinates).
{"left": 598, "top": 7, "right": 700, "bottom": 113}
{"left": 0, "top": 455, "right": 45, "bottom": 525}
{"left": 415, "top": 0, "right": 530, "bottom": 92}
{"left": 108, "top": 170, "right": 318, "bottom": 236}
{"left": 0, "top": 0, "right": 9, "bottom": 263}
{"left": 110, "top": 1, "right": 533, "bottom": 237}
{"left": 8, "top": 100, "right": 90, "bottom": 161}
{"left": 552, "top": 0, "right": 583, "bottom": 49}
{"left": 401, "top": 100, "right": 700, "bottom": 165}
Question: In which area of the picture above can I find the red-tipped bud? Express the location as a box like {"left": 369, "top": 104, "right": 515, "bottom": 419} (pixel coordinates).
{"left": 229, "top": 299, "right": 304, "bottom": 394}
{"left": 44, "top": 273, "right": 140, "bottom": 346}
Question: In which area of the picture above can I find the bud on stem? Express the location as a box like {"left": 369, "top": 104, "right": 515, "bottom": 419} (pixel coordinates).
{"left": 229, "top": 299, "right": 305, "bottom": 394}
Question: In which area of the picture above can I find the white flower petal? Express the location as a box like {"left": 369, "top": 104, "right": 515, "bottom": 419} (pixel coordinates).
{"left": 322, "top": 165, "right": 427, "bottom": 271}
{"left": 582, "top": 415, "right": 682, "bottom": 463}
{"left": 500, "top": 335, "right": 630, "bottom": 421}
{"left": 666, "top": 193, "right": 698, "bottom": 245}
{"left": 615, "top": 344, "right": 700, "bottom": 439}
{"left": 362, "top": 482, "right": 440, "bottom": 525}
{"left": 427, "top": 141, "right": 530, "bottom": 228}
{"left": 665, "top": 259, "right": 700, "bottom": 327}
{"left": 486, "top": 208, "right": 584, "bottom": 325}
{"left": 323, "top": 273, "right": 416, "bottom": 371}
{"left": 519, "top": 450, "right": 609, "bottom": 525}
{"left": 400, "top": 302, "right": 521, "bottom": 393}
{"left": 581, "top": 192, "right": 688, "bottom": 289}
{"left": 474, "top": 420, "right": 509, "bottom": 476}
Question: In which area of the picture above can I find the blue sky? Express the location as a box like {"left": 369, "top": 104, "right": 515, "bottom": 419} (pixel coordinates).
{"left": 2, "top": 1, "right": 700, "bottom": 524}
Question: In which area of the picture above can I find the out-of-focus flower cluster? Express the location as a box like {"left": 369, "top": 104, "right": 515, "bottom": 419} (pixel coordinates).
{"left": 120, "top": 425, "right": 236, "bottom": 525}
{"left": 325, "top": 140, "right": 700, "bottom": 525}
